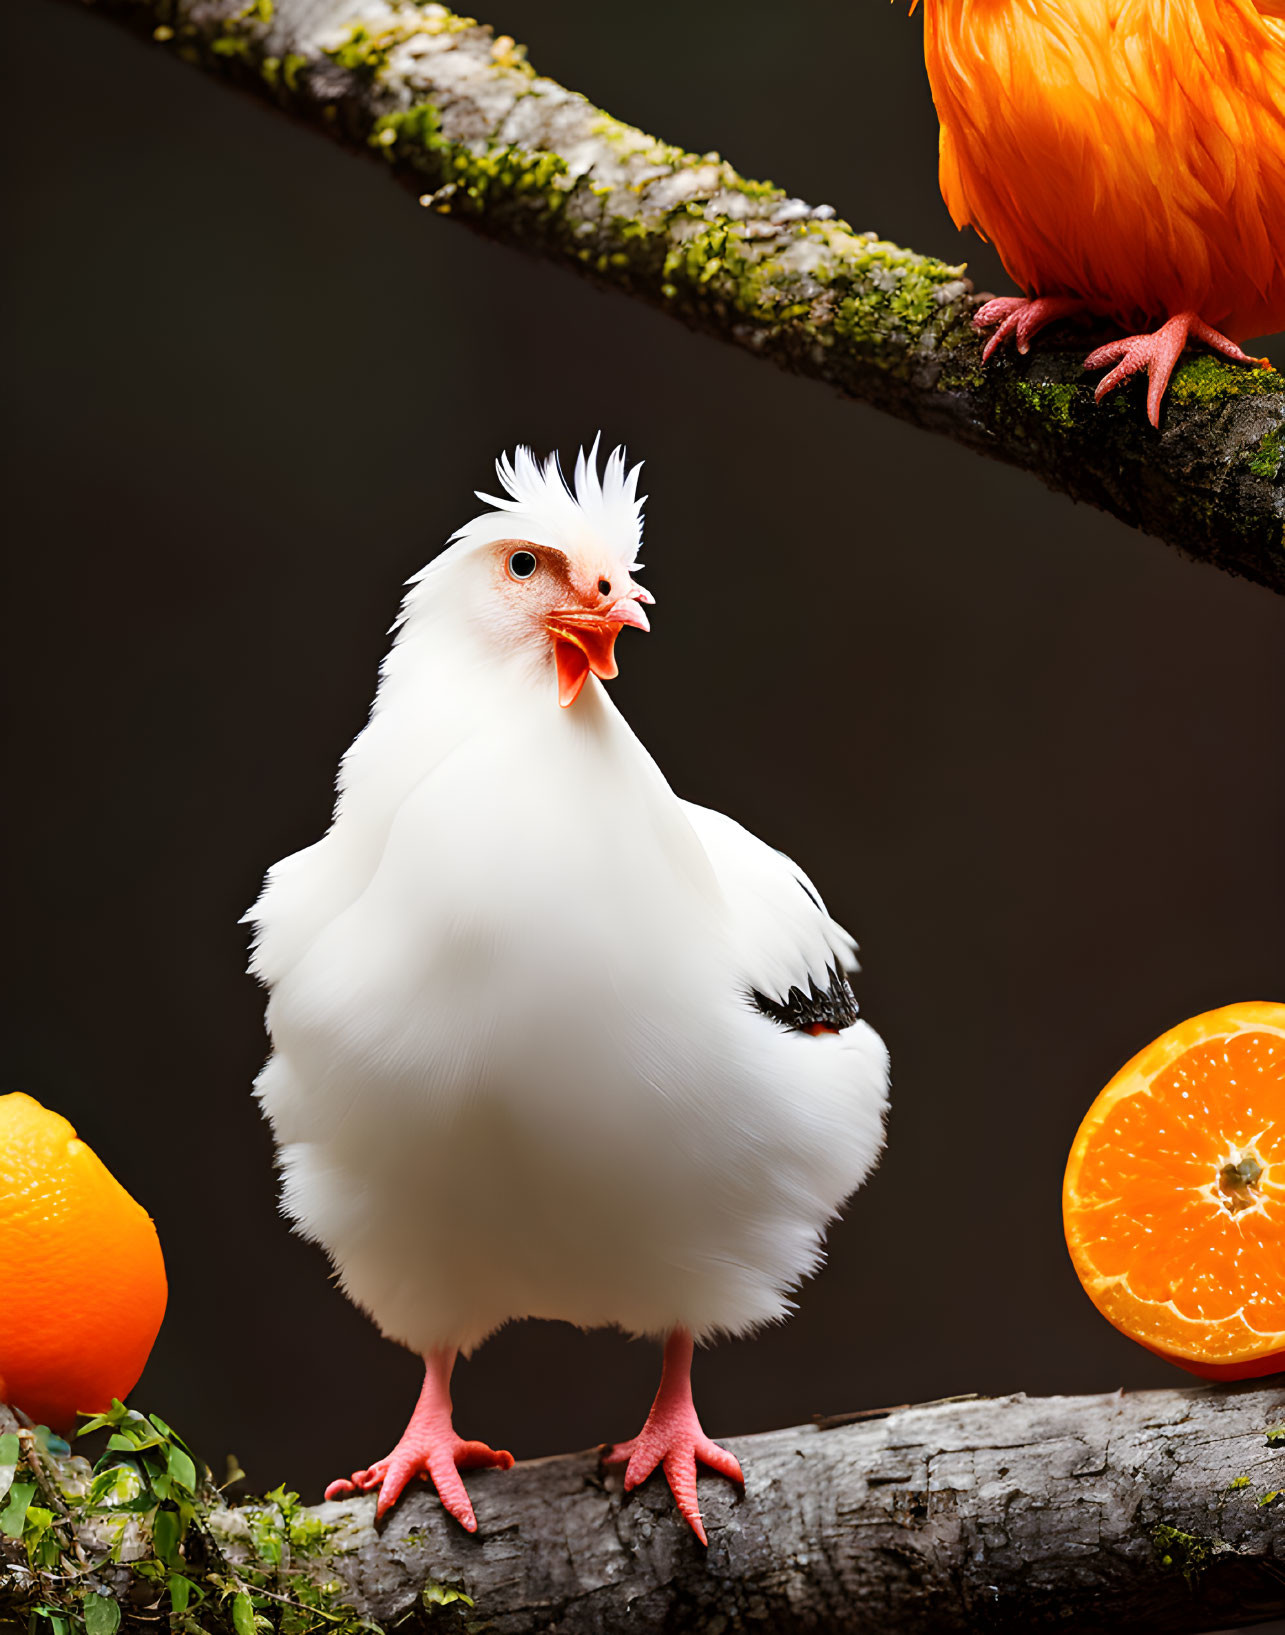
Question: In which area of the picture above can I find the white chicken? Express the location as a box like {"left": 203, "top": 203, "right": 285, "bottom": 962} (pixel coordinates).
{"left": 248, "top": 443, "right": 889, "bottom": 1543}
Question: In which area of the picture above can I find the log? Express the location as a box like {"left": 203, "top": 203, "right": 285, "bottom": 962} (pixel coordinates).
{"left": 4, "top": 1382, "right": 1283, "bottom": 1632}
{"left": 54, "top": 0, "right": 1285, "bottom": 592}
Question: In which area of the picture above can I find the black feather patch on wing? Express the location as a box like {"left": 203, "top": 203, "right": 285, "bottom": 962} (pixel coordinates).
{"left": 750, "top": 965, "right": 860, "bottom": 1032}
{"left": 795, "top": 875, "right": 823, "bottom": 911}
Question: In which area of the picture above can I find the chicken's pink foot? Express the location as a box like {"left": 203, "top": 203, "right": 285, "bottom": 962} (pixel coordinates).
{"left": 1084, "top": 311, "right": 1271, "bottom": 429}
{"left": 973, "top": 295, "right": 1090, "bottom": 362}
{"left": 324, "top": 1348, "right": 513, "bottom": 1531}
{"left": 603, "top": 1328, "right": 743, "bottom": 1546}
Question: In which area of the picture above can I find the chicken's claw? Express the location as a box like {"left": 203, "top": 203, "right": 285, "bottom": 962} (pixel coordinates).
{"left": 604, "top": 1426, "right": 743, "bottom": 1546}
{"left": 323, "top": 1348, "right": 513, "bottom": 1532}
{"left": 602, "top": 1328, "right": 743, "bottom": 1546}
{"left": 325, "top": 1434, "right": 514, "bottom": 1530}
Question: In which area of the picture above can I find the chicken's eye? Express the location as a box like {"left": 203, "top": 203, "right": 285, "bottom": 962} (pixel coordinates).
{"left": 507, "top": 550, "right": 538, "bottom": 581}
{"left": 598, "top": 579, "right": 611, "bottom": 596}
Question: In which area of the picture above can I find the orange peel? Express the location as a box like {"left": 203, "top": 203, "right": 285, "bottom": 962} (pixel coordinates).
{"left": 0, "top": 1092, "right": 167, "bottom": 1428}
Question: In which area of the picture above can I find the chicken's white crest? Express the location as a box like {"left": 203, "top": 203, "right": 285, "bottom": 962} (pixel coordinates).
{"left": 443, "top": 436, "right": 646, "bottom": 576}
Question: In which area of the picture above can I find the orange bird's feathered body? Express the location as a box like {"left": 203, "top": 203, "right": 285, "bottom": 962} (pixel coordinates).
{"left": 920, "top": 0, "right": 1285, "bottom": 420}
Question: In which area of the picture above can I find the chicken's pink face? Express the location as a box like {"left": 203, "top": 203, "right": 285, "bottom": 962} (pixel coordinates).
{"left": 491, "top": 538, "right": 653, "bottom": 707}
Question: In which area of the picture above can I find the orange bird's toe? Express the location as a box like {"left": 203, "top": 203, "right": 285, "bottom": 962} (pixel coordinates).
{"left": 1085, "top": 312, "right": 1272, "bottom": 428}
{"left": 974, "top": 295, "right": 1090, "bottom": 360}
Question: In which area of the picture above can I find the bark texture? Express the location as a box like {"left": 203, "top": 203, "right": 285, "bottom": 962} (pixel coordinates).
{"left": 61, "top": 0, "right": 1285, "bottom": 591}
{"left": 6, "top": 1384, "right": 1283, "bottom": 1633}
{"left": 276, "top": 1382, "right": 1285, "bottom": 1632}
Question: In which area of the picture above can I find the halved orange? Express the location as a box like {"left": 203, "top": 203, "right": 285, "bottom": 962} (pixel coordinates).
{"left": 1063, "top": 1002, "right": 1284, "bottom": 1380}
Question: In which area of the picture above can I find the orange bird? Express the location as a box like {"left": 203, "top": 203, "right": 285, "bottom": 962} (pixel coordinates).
{"left": 918, "top": 0, "right": 1285, "bottom": 424}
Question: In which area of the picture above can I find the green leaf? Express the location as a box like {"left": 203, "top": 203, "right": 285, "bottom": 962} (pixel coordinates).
{"left": 153, "top": 1507, "right": 181, "bottom": 1564}
{"left": 422, "top": 1581, "right": 474, "bottom": 1609}
{"left": 0, "top": 1432, "right": 21, "bottom": 1465}
{"left": 83, "top": 1592, "right": 122, "bottom": 1635}
{"left": 169, "top": 1573, "right": 192, "bottom": 1614}
{"left": 1267, "top": 1424, "right": 1285, "bottom": 1447}
{"left": 231, "top": 1590, "right": 257, "bottom": 1635}
{"left": 92, "top": 1411, "right": 165, "bottom": 1460}
{"left": 0, "top": 1479, "right": 35, "bottom": 1538}
{"left": 88, "top": 1463, "right": 146, "bottom": 1508}
{"left": 149, "top": 1414, "right": 196, "bottom": 1456}
{"left": 24, "top": 1506, "right": 58, "bottom": 1568}
{"left": 250, "top": 1514, "right": 283, "bottom": 1567}
{"left": 167, "top": 1444, "right": 197, "bottom": 1493}
{"left": 77, "top": 1401, "right": 131, "bottom": 1438}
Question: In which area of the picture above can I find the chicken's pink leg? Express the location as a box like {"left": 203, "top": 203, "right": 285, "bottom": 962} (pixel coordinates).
{"left": 1084, "top": 311, "right": 1270, "bottom": 428}
{"left": 324, "top": 1348, "right": 513, "bottom": 1530}
{"left": 973, "top": 295, "right": 1090, "bottom": 360}
{"left": 603, "top": 1328, "right": 743, "bottom": 1545}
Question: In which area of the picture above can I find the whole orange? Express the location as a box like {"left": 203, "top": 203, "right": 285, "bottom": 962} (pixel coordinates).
{"left": 0, "top": 1092, "right": 167, "bottom": 1429}
{"left": 1063, "top": 1002, "right": 1284, "bottom": 1381}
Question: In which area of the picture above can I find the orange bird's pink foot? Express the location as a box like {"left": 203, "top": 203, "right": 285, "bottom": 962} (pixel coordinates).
{"left": 602, "top": 1329, "right": 743, "bottom": 1546}
{"left": 973, "top": 295, "right": 1090, "bottom": 361}
{"left": 324, "top": 1348, "right": 513, "bottom": 1531}
{"left": 1084, "top": 311, "right": 1271, "bottom": 428}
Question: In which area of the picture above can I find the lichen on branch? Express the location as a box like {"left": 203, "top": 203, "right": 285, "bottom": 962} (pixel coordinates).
{"left": 58, "top": 0, "right": 1285, "bottom": 589}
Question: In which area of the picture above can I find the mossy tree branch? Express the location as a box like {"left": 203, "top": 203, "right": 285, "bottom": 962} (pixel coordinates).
{"left": 60, "top": 0, "right": 1285, "bottom": 589}
{"left": 53, "top": 0, "right": 1285, "bottom": 589}
{"left": 4, "top": 1384, "right": 1285, "bottom": 1633}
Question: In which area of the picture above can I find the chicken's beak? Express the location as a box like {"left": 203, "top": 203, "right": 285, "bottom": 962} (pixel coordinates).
{"left": 546, "top": 597, "right": 651, "bottom": 708}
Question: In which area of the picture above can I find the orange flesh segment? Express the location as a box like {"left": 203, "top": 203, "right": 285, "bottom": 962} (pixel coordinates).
{"left": 1063, "top": 1002, "right": 1285, "bottom": 1373}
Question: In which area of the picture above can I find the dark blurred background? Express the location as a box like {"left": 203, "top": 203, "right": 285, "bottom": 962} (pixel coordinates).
{"left": 5, "top": 0, "right": 1284, "bottom": 1500}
